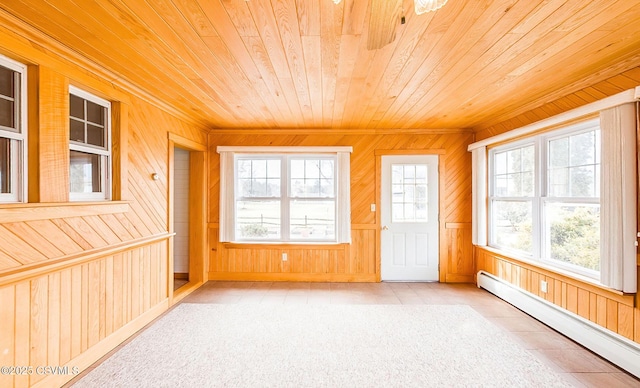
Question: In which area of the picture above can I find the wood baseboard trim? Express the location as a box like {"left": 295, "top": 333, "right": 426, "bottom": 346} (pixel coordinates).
{"left": 445, "top": 274, "right": 475, "bottom": 283}
{"left": 208, "top": 272, "right": 377, "bottom": 282}
{"left": 33, "top": 299, "right": 169, "bottom": 388}
{"left": 171, "top": 281, "right": 204, "bottom": 305}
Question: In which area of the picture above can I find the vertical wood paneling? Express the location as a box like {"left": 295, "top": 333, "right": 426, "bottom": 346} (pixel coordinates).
{"left": 59, "top": 269, "right": 72, "bottom": 365}
{"left": 80, "top": 264, "right": 89, "bottom": 353}
{"left": 0, "top": 241, "right": 169, "bottom": 387}
{"left": 14, "top": 282, "right": 30, "bottom": 388}
{"left": 0, "top": 285, "right": 15, "bottom": 388}
{"left": 47, "top": 272, "right": 61, "bottom": 370}
{"left": 29, "top": 276, "right": 48, "bottom": 386}
{"left": 37, "top": 67, "right": 69, "bottom": 202}
{"left": 618, "top": 304, "right": 634, "bottom": 340}
{"left": 477, "top": 247, "right": 639, "bottom": 349}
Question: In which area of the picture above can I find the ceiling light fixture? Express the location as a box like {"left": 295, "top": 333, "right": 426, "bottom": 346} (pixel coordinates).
{"left": 414, "top": 0, "right": 448, "bottom": 15}
{"left": 332, "top": 0, "right": 448, "bottom": 15}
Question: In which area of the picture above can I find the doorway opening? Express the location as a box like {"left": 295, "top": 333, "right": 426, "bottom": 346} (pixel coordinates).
{"left": 173, "top": 147, "right": 190, "bottom": 291}
{"left": 168, "top": 133, "right": 207, "bottom": 304}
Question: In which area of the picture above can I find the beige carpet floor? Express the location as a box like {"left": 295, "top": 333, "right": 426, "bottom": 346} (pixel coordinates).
{"left": 73, "top": 303, "right": 574, "bottom": 387}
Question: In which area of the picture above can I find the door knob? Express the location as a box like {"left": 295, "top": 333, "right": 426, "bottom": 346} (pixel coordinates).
{"left": 382, "top": 225, "right": 389, "bottom": 230}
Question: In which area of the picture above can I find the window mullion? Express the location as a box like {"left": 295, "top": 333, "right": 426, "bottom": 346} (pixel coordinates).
{"left": 282, "top": 156, "right": 290, "bottom": 242}
{"left": 533, "top": 137, "right": 543, "bottom": 260}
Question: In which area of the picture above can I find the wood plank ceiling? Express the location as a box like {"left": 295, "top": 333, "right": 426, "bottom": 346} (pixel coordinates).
{"left": 2, "top": 0, "right": 640, "bottom": 131}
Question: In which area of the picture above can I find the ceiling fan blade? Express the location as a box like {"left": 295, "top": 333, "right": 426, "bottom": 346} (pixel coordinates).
{"left": 367, "top": 0, "right": 402, "bottom": 50}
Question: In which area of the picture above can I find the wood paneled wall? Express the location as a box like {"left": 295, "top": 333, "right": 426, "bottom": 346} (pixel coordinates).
{"left": 0, "top": 14, "right": 208, "bottom": 388}
{"left": 0, "top": 241, "right": 168, "bottom": 388}
{"left": 474, "top": 67, "right": 640, "bottom": 349}
{"left": 208, "top": 130, "right": 475, "bottom": 282}
{"left": 477, "top": 247, "right": 640, "bottom": 345}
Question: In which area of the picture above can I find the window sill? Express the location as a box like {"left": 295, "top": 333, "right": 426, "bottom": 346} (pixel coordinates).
{"left": 0, "top": 201, "right": 131, "bottom": 223}
{"left": 476, "top": 245, "right": 636, "bottom": 303}
{"left": 223, "top": 242, "right": 347, "bottom": 250}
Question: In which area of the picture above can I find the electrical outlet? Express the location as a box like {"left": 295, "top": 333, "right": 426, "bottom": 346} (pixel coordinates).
{"left": 540, "top": 280, "right": 548, "bottom": 293}
{"left": 282, "top": 253, "right": 287, "bottom": 261}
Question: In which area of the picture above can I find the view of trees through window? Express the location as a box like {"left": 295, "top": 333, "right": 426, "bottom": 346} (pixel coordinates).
{"left": 491, "top": 126, "right": 601, "bottom": 275}
{"left": 235, "top": 157, "right": 336, "bottom": 241}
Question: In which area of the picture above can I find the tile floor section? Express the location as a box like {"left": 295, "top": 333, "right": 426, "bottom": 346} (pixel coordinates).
{"left": 69, "top": 282, "right": 640, "bottom": 387}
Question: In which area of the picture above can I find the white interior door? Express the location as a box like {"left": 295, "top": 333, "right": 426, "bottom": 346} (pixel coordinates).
{"left": 381, "top": 155, "right": 439, "bottom": 281}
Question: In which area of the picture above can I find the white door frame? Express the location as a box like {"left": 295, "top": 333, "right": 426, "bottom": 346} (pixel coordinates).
{"left": 375, "top": 150, "right": 446, "bottom": 283}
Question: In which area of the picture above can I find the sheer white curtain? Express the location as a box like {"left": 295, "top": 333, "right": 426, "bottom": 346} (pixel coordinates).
{"left": 336, "top": 150, "right": 351, "bottom": 243}
{"left": 599, "top": 103, "right": 637, "bottom": 293}
{"left": 218, "top": 150, "right": 235, "bottom": 242}
{"left": 471, "top": 146, "right": 487, "bottom": 246}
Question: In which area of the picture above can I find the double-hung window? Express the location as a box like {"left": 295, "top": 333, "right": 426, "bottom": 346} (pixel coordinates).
{"left": 0, "top": 55, "right": 27, "bottom": 203}
{"left": 488, "top": 119, "right": 601, "bottom": 278}
{"left": 218, "top": 147, "right": 352, "bottom": 243}
{"left": 544, "top": 126, "right": 600, "bottom": 274}
{"left": 490, "top": 142, "right": 535, "bottom": 255}
{"left": 69, "top": 86, "right": 111, "bottom": 201}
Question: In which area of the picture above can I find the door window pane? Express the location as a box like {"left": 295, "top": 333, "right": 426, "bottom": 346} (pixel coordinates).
{"left": 391, "top": 164, "right": 428, "bottom": 222}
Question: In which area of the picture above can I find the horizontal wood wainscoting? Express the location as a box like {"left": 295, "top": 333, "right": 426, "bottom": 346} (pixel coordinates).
{"left": 208, "top": 130, "right": 475, "bottom": 283}
{"left": 476, "top": 247, "right": 640, "bottom": 343}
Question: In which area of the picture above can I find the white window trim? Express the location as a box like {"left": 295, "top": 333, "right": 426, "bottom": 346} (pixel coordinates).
{"left": 218, "top": 146, "right": 352, "bottom": 244}
{"left": 69, "top": 85, "right": 111, "bottom": 201}
{"left": 0, "top": 54, "right": 27, "bottom": 203}
{"left": 474, "top": 89, "right": 639, "bottom": 293}
{"left": 488, "top": 119, "right": 602, "bottom": 279}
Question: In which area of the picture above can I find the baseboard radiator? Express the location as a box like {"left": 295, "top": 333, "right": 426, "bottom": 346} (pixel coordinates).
{"left": 477, "top": 271, "right": 640, "bottom": 378}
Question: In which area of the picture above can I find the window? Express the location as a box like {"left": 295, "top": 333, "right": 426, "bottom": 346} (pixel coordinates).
{"left": 490, "top": 143, "right": 535, "bottom": 254}
{"left": 544, "top": 129, "right": 600, "bottom": 273}
{"left": 0, "top": 55, "right": 26, "bottom": 203}
{"left": 69, "top": 86, "right": 111, "bottom": 201}
{"left": 236, "top": 155, "right": 336, "bottom": 241}
{"left": 391, "top": 164, "right": 429, "bottom": 222}
{"left": 489, "top": 119, "right": 601, "bottom": 278}
{"left": 218, "top": 147, "right": 352, "bottom": 243}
